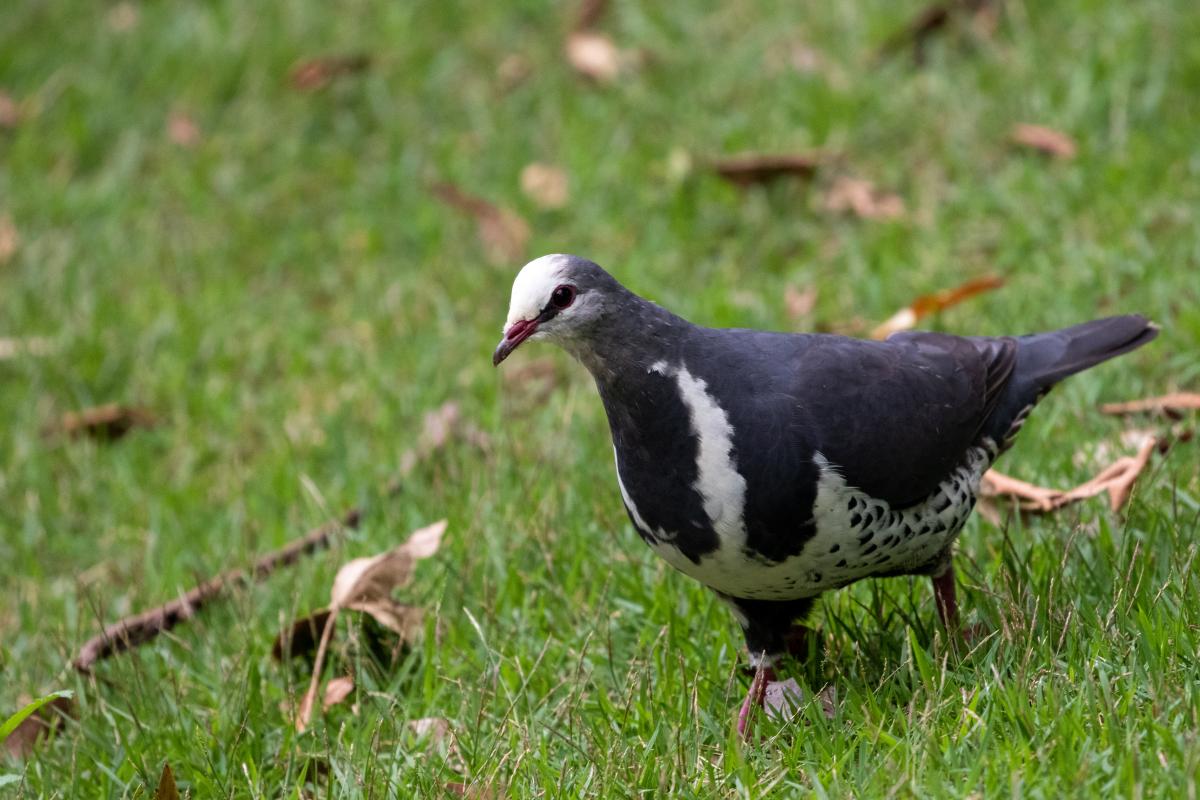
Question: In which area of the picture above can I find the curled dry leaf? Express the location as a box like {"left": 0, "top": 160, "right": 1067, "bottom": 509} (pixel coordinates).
{"left": 0, "top": 213, "right": 18, "bottom": 264}
{"left": 982, "top": 435, "right": 1159, "bottom": 515}
{"left": 296, "top": 520, "right": 447, "bottom": 731}
{"left": 1100, "top": 392, "right": 1200, "bottom": 420}
{"left": 167, "top": 111, "right": 201, "bottom": 148}
{"left": 290, "top": 54, "right": 371, "bottom": 92}
{"left": 49, "top": 403, "right": 156, "bottom": 441}
{"left": 430, "top": 182, "right": 529, "bottom": 267}
{"left": 0, "top": 92, "right": 19, "bottom": 129}
{"left": 823, "top": 176, "right": 905, "bottom": 220}
{"left": 153, "top": 763, "right": 181, "bottom": 800}
{"left": 870, "top": 275, "right": 1004, "bottom": 340}
{"left": 322, "top": 676, "right": 355, "bottom": 711}
{"left": 711, "top": 152, "right": 825, "bottom": 188}
{"left": 1010, "top": 123, "right": 1077, "bottom": 160}
{"left": 565, "top": 31, "right": 621, "bottom": 83}
{"left": 520, "top": 163, "right": 569, "bottom": 210}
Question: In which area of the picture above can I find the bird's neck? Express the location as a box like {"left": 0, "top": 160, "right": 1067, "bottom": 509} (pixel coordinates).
{"left": 561, "top": 295, "right": 688, "bottom": 393}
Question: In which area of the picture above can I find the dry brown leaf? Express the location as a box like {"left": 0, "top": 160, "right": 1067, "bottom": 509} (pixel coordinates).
{"left": 167, "top": 111, "right": 201, "bottom": 148}
{"left": 2, "top": 695, "right": 74, "bottom": 760}
{"left": 496, "top": 54, "right": 532, "bottom": 92}
{"left": 290, "top": 55, "right": 371, "bottom": 92}
{"left": 565, "top": 31, "right": 621, "bottom": 83}
{"left": 981, "top": 435, "right": 1158, "bottom": 515}
{"left": 430, "top": 182, "right": 529, "bottom": 266}
{"left": 153, "top": 763, "right": 181, "bottom": 800}
{"left": 0, "top": 93, "right": 19, "bottom": 129}
{"left": 322, "top": 676, "right": 355, "bottom": 711}
{"left": 0, "top": 213, "right": 18, "bottom": 264}
{"left": 877, "top": 0, "right": 998, "bottom": 63}
{"left": 870, "top": 275, "right": 1004, "bottom": 340}
{"left": 711, "top": 152, "right": 825, "bottom": 188}
{"left": 572, "top": 0, "right": 609, "bottom": 32}
{"left": 823, "top": 176, "right": 905, "bottom": 220}
{"left": 49, "top": 404, "right": 156, "bottom": 441}
{"left": 520, "top": 163, "right": 569, "bottom": 210}
{"left": 273, "top": 608, "right": 333, "bottom": 660}
{"left": 296, "top": 520, "right": 447, "bottom": 731}
{"left": 1011, "top": 123, "right": 1077, "bottom": 160}
{"left": 817, "top": 684, "right": 838, "bottom": 720}
{"left": 1100, "top": 392, "right": 1200, "bottom": 420}
{"left": 399, "top": 401, "right": 461, "bottom": 476}
{"left": 107, "top": 2, "right": 139, "bottom": 33}
{"left": 784, "top": 285, "right": 818, "bottom": 325}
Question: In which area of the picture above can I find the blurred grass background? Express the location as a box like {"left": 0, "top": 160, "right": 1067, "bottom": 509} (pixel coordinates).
{"left": 1, "top": 0, "right": 1198, "bottom": 796}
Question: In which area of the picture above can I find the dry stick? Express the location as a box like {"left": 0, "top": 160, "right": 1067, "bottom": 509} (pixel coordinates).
{"left": 72, "top": 402, "right": 461, "bottom": 673}
{"left": 72, "top": 482, "right": 399, "bottom": 674}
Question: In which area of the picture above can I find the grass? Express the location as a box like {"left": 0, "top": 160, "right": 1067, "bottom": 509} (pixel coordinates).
{"left": 2, "top": 0, "right": 1199, "bottom": 795}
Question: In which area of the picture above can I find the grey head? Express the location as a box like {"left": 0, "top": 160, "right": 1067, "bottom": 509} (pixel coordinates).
{"left": 492, "top": 254, "right": 656, "bottom": 368}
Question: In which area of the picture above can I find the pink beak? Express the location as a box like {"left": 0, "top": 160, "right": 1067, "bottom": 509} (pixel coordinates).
{"left": 493, "top": 318, "right": 538, "bottom": 366}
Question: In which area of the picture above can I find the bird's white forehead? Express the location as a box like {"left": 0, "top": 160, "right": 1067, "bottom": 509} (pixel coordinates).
{"left": 505, "top": 254, "right": 571, "bottom": 329}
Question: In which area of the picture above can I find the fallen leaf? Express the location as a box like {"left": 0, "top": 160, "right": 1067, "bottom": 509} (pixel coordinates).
{"left": 430, "top": 183, "right": 529, "bottom": 266}
{"left": 763, "top": 678, "right": 805, "bottom": 722}
{"left": 520, "top": 163, "right": 569, "bottom": 210}
{"left": 1100, "top": 393, "right": 1200, "bottom": 420}
{"left": 495, "top": 54, "right": 532, "bottom": 92}
{"left": 48, "top": 404, "right": 156, "bottom": 441}
{"left": 399, "top": 401, "right": 461, "bottom": 476}
{"left": 167, "top": 111, "right": 201, "bottom": 148}
{"left": 0, "top": 337, "right": 55, "bottom": 360}
{"left": 1, "top": 692, "right": 74, "bottom": 760}
{"left": 572, "top": 0, "right": 609, "bottom": 32}
{"left": 784, "top": 286, "right": 818, "bottom": 325}
{"left": 0, "top": 93, "right": 19, "bottom": 129}
{"left": 322, "top": 676, "right": 355, "bottom": 711}
{"left": 981, "top": 435, "right": 1158, "bottom": 515}
{"left": 1010, "top": 123, "right": 1077, "bottom": 160}
{"left": 290, "top": 54, "right": 371, "bottom": 92}
{"left": 153, "top": 763, "right": 180, "bottom": 800}
{"left": 296, "top": 520, "right": 448, "bottom": 731}
{"left": 273, "top": 608, "right": 333, "bottom": 660}
{"left": 817, "top": 684, "right": 838, "bottom": 720}
{"left": 711, "top": 152, "right": 825, "bottom": 188}
{"left": 870, "top": 275, "right": 1004, "bottom": 340}
{"left": 565, "top": 31, "right": 621, "bottom": 83}
{"left": 107, "top": 2, "right": 139, "bottom": 33}
{"left": 408, "top": 716, "right": 451, "bottom": 742}
{"left": 0, "top": 214, "right": 18, "bottom": 264}
{"left": 823, "top": 176, "right": 905, "bottom": 220}
{"left": 877, "top": 0, "right": 998, "bottom": 63}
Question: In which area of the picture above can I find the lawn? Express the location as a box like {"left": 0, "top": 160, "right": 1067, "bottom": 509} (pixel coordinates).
{"left": 2, "top": 0, "right": 1199, "bottom": 796}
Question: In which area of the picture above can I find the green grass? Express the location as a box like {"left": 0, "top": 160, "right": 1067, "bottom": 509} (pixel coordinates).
{"left": 2, "top": 0, "right": 1199, "bottom": 796}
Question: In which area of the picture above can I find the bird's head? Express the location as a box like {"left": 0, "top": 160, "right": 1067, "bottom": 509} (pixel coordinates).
{"left": 493, "top": 254, "right": 617, "bottom": 366}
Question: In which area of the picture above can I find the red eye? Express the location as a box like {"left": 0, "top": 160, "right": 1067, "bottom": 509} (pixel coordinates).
{"left": 550, "top": 284, "right": 576, "bottom": 309}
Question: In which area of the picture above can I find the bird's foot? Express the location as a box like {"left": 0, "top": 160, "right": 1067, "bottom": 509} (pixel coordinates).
{"left": 736, "top": 663, "right": 776, "bottom": 740}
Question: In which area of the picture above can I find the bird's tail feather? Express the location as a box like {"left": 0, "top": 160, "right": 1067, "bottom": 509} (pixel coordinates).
{"left": 1015, "top": 314, "right": 1158, "bottom": 392}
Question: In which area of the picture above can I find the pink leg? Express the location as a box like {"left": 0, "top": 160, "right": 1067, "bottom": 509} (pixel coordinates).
{"left": 736, "top": 662, "right": 777, "bottom": 739}
{"left": 931, "top": 566, "right": 959, "bottom": 631}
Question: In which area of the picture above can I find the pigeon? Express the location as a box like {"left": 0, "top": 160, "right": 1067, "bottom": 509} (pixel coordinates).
{"left": 492, "top": 254, "right": 1157, "bottom": 736}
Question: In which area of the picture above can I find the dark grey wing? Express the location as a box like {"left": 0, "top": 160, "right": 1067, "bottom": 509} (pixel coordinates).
{"left": 795, "top": 330, "right": 1017, "bottom": 507}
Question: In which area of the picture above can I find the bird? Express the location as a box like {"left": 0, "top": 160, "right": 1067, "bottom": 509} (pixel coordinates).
{"left": 492, "top": 253, "right": 1157, "bottom": 737}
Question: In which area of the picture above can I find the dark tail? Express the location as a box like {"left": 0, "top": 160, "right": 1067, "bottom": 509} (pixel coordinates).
{"left": 1014, "top": 314, "right": 1158, "bottom": 393}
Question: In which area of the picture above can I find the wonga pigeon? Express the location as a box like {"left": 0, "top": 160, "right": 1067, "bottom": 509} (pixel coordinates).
{"left": 492, "top": 254, "right": 1157, "bottom": 737}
